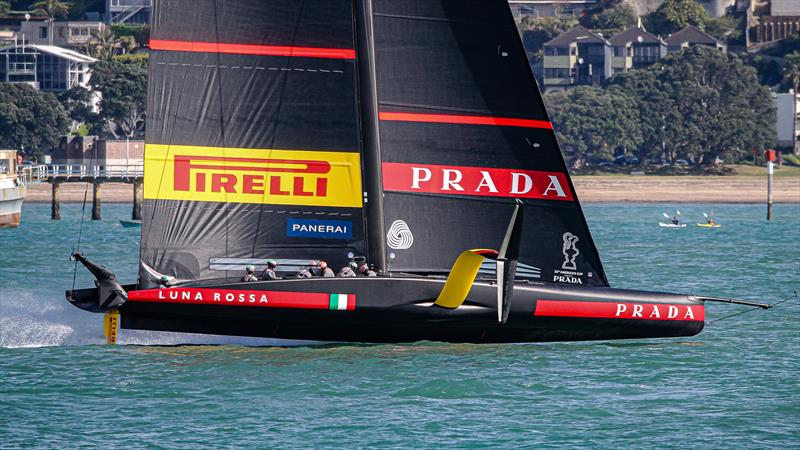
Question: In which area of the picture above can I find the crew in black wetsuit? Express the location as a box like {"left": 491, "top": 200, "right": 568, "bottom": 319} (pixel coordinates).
{"left": 241, "top": 265, "right": 258, "bottom": 282}
{"left": 261, "top": 260, "right": 278, "bottom": 280}
{"left": 358, "top": 263, "right": 377, "bottom": 277}
{"left": 337, "top": 262, "right": 357, "bottom": 277}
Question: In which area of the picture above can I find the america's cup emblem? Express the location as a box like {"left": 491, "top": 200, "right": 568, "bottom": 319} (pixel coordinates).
{"left": 561, "top": 232, "right": 579, "bottom": 270}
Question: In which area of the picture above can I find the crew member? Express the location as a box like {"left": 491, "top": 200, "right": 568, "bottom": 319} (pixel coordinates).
{"left": 337, "top": 262, "right": 357, "bottom": 277}
{"left": 241, "top": 264, "right": 259, "bottom": 282}
{"left": 358, "top": 263, "right": 377, "bottom": 277}
{"left": 158, "top": 275, "right": 171, "bottom": 288}
{"left": 297, "top": 267, "right": 313, "bottom": 278}
{"left": 261, "top": 259, "right": 278, "bottom": 280}
{"left": 318, "top": 261, "right": 335, "bottom": 278}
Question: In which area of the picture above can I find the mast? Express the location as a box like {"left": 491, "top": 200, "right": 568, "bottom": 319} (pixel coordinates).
{"left": 355, "top": 0, "right": 387, "bottom": 273}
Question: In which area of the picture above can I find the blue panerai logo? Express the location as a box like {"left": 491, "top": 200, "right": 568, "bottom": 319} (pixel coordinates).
{"left": 287, "top": 219, "right": 352, "bottom": 239}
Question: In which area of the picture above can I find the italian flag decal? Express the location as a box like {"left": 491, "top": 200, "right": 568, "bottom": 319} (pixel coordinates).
{"left": 329, "top": 293, "right": 355, "bottom": 311}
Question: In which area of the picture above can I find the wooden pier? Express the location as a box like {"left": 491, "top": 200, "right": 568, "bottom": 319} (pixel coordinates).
{"left": 22, "top": 164, "right": 144, "bottom": 221}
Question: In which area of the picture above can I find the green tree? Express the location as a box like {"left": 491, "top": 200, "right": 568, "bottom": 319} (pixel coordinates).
{"left": 0, "top": 1, "right": 11, "bottom": 15}
{"left": 545, "top": 86, "right": 643, "bottom": 169}
{"left": 645, "top": 0, "right": 708, "bottom": 36}
{"left": 31, "top": 0, "right": 72, "bottom": 45}
{"left": 89, "top": 60, "right": 147, "bottom": 139}
{"left": 580, "top": 0, "right": 637, "bottom": 31}
{"left": 0, "top": 83, "right": 69, "bottom": 152}
{"left": 610, "top": 46, "right": 775, "bottom": 166}
{"left": 57, "top": 85, "right": 96, "bottom": 132}
{"left": 90, "top": 27, "right": 135, "bottom": 61}
{"left": 783, "top": 52, "right": 800, "bottom": 95}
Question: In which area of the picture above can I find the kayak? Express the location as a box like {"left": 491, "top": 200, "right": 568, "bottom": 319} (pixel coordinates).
{"left": 119, "top": 220, "right": 142, "bottom": 228}
{"left": 697, "top": 223, "right": 721, "bottom": 228}
{"left": 659, "top": 223, "right": 687, "bottom": 228}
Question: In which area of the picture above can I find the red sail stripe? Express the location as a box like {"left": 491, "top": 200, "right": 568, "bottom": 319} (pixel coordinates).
{"left": 150, "top": 39, "right": 356, "bottom": 60}
{"left": 378, "top": 112, "right": 553, "bottom": 129}
{"left": 534, "top": 300, "right": 705, "bottom": 321}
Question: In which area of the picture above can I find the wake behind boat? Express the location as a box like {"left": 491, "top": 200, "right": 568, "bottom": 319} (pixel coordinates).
{"left": 67, "top": 0, "right": 767, "bottom": 344}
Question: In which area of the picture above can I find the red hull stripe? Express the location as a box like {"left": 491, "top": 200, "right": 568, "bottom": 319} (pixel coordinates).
{"left": 534, "top": 300, "right": 704, "bottom": 322}
{"left": 378, "top": 112, "right": 553, "bottom": 129}
{"left": 128, "top": 288, "right": 356, "bottom": 311}
{"left": 149, "top": 39, "right": 356, "bottom": 60}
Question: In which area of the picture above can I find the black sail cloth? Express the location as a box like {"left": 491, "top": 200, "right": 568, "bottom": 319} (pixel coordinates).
{"left": 372, "top": 0, "right": 608, "bottom": 286}
{"left": 141, "top": 0, "right": 365, "bottom": 283}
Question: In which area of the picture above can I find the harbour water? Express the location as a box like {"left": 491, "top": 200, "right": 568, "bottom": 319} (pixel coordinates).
{"left": 1, "top": 203, "right": 798, "bottom": 448}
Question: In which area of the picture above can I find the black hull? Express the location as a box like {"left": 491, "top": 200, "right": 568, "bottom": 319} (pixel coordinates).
{"left": 68, "top": 277, "right": 704, "bottom": 344}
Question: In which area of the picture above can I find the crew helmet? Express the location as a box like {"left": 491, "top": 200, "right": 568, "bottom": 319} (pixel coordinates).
{"left": 267, "top": 259, "right": 278, "bottom": 268}
{"left": 319, "top": 261, "right": 328, "bottom": 269}
{"left": 349, "top": 261, "right": 358, "bottom": 269}
{"left": 246, "top": 264, "right": 255, "bottom": 273}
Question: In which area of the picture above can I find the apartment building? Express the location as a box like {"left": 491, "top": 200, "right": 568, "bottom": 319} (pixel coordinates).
{"left": 0, "top": 43, "right": 96, "bottom": 92}
{"left": 19, "top": 20, "right": 104, "bottom": 48}
{"left": 664, "top": 25, "right": 727, "bottom": 53}
{"left": 107, "top": 0, "right": 151, "bottom": 25}
{"left": 542, "top": 26, "right": 611, "bottom": 91}
{"left": 607, "top": 26, "right": 667, "bottom": 75}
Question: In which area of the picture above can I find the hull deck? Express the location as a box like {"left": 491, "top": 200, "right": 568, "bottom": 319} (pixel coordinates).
{"left": 68, "top": 277, "right": 705, "bottom": 343}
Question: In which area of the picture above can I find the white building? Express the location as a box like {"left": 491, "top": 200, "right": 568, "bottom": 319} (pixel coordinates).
{"left": 0, "top": 44, "right": 96, "bottom": 92}
{"left": 19, "top": 21, "right": 105, "bottom": 48}
{"left": 774, "top": 92, "right": 799, "bottom": 153}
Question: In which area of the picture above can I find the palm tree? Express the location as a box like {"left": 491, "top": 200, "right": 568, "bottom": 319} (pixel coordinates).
{"left": 31, "top": 0, "right": 72, "bottom": 46}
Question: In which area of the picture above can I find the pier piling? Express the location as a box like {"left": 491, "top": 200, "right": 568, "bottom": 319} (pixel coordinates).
{"left": 132, "top": 182, "right": 143, "bottom": 220}
{"left": 92, "top": 182, "right": 102, "bottom": 221}
{"left": 51, "top": 182, "right": 61, "bottom": 220}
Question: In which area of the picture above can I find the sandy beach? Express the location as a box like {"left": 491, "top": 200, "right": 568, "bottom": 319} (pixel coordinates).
{"left": 22, "top": 175, "right": 800, "bottom": 203}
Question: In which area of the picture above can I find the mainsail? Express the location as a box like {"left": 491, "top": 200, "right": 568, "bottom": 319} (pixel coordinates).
{"left": 142, "top": 0, "right": 606, "bottom": 287}
{"left": 141, "top": 0, "right": 365, "bottom": 282}
{"left": 368, "top": 0, "right": 608, "bottom": 286}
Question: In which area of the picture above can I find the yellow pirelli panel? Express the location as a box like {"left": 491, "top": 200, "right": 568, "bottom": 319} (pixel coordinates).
{"left": 143, "top": 144, "right": 363, "bottom": 208}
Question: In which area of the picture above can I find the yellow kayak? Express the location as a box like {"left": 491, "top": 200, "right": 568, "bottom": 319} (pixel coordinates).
{"left": 696, "top": 223, "right": 721, "bottom": 228}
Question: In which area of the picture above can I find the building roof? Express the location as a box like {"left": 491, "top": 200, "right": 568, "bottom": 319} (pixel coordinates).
{"left": 608, "top": 26, "right": 665, "bottom": 46}
{"left": 663, "top": 25, "right": 720, "bottom": 46}
{"left": 544, "top": 26, "right": 609, "bottom": 47}
{"left": 0, "top": 44, "right": 97, "bottom": 63}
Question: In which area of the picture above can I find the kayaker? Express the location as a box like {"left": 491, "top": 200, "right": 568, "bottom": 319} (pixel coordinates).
{"left": 261, "top": 260, "right": 278, "bottom": 280}
{"left": 671, "top": 215, "right": 680, "bottom": 225}
{"left": 241, "top": 265, "right": 259, "bottom": 282}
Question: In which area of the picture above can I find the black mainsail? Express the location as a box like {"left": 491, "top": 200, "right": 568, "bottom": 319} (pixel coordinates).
{"left": 66, "top": 0, "right": 732, "bottom": 345}
{"left": 369, "top": 1, "right": 607, "bottom": 286}
{"left": 141, "top": 0, "right": 365, "bottom": 283}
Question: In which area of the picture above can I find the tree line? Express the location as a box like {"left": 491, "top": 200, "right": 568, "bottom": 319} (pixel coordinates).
{"left": 544, "top": 46, "right": 776, "bottom": 170}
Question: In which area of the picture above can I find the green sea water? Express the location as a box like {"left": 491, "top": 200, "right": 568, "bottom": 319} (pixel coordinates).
{"left": 1, "top": 202, "right": 798, "bottom": 448}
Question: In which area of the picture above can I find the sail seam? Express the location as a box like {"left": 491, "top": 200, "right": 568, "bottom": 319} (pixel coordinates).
{"left": 154, "top": 62, "right": 344, "bottom": 74}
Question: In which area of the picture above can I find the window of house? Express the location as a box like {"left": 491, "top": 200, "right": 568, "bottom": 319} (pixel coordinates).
{"left": 39, "top": 27, "right": 48, "bottom": 39}
{"left": 613, "top": 47, "right": 625, "bottom": 57}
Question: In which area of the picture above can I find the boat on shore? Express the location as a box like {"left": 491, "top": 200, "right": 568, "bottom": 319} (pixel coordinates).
{"left": 0, "top": 150, "right": 25, "bottom": 228}
{"left": 67, "top": 0, "right": 766, "bottom": 344}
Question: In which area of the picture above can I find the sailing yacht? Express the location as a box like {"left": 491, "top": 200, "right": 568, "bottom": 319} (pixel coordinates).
{"left": 68, "top": 0, "right": 756, "bottom": 343}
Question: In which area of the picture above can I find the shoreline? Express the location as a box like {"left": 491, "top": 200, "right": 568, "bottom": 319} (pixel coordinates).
{"left": 21, "top": 176, "right": 800, "bottom": 203}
